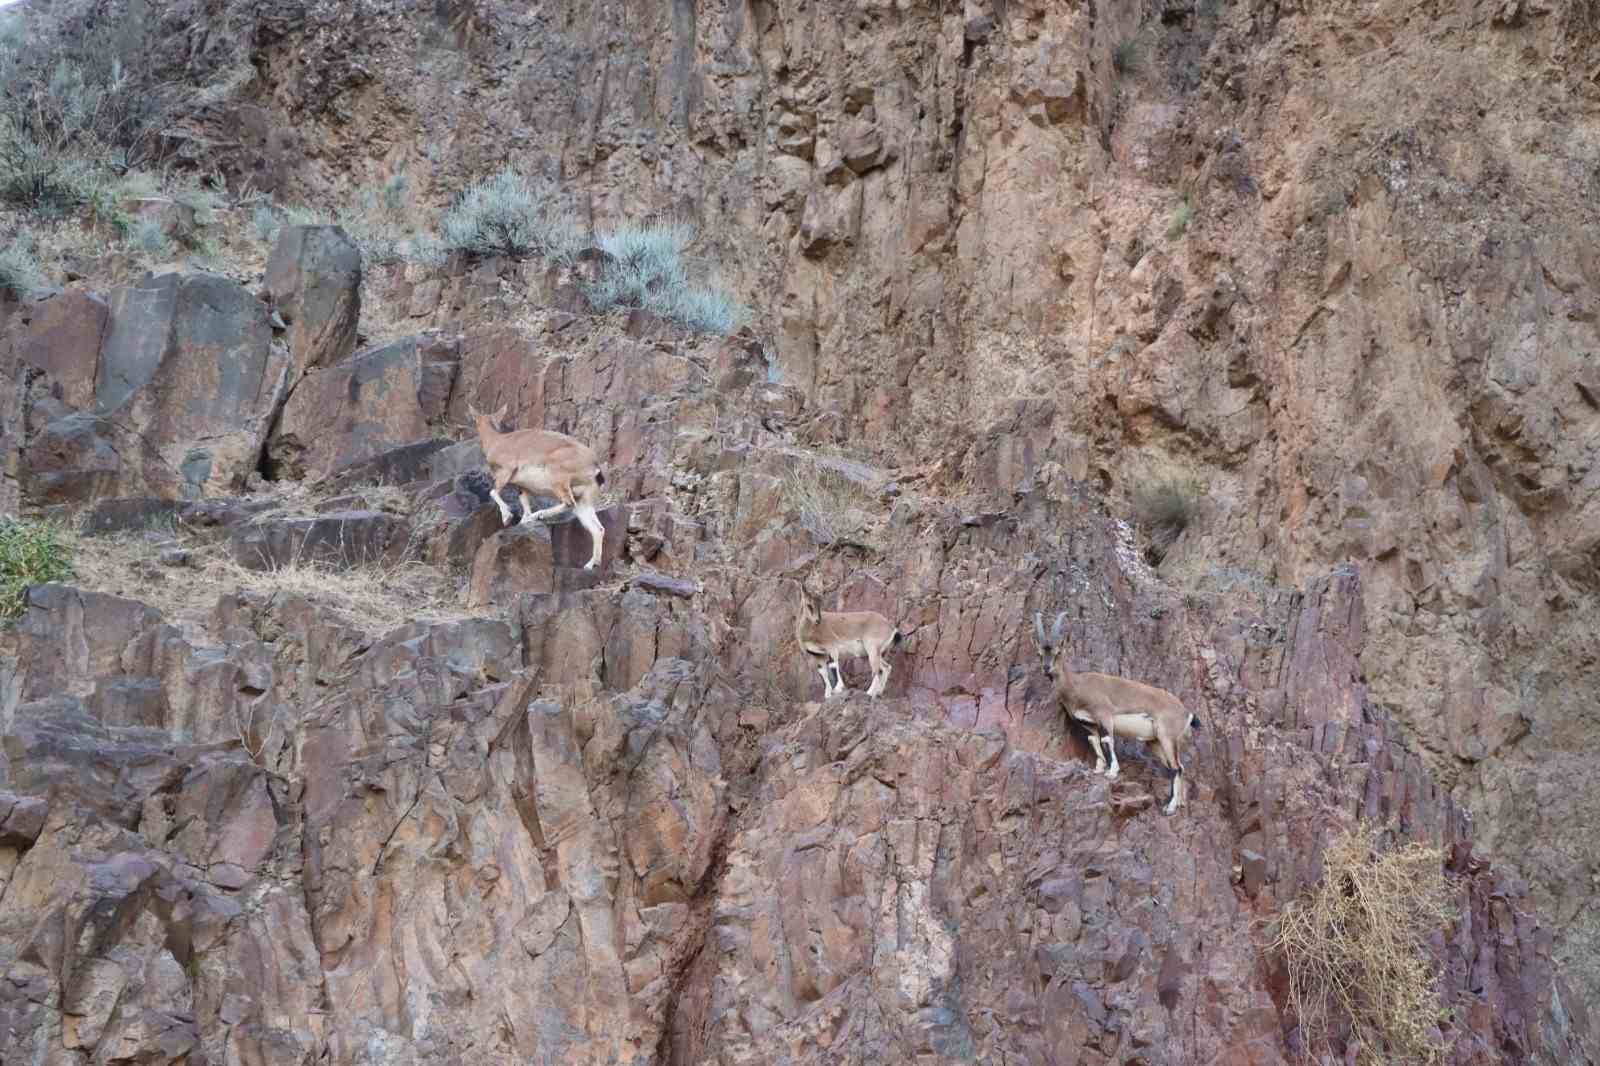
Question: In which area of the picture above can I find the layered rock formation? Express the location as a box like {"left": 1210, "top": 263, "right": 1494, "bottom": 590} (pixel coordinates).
{"left": 3, "top": 0, "right": 1600, "bottom": 1061}
{"left": 1, "top": 236, "right": 1594, "bottom": 1061}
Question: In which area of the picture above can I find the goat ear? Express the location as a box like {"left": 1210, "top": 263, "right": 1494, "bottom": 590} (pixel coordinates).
{"left": 491, "top": 403, "right": 510, "bottom": 423}
{"left": 1051, "top": 611, "right": 1068, "bottom": 643}
{"left": 1033, "top": 611, "right": 1047, "bottom": 648}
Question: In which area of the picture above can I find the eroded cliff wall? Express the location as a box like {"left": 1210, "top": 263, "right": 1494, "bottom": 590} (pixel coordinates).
{"left": 2, "top": 0, "right": 1599, "bottom": 1062}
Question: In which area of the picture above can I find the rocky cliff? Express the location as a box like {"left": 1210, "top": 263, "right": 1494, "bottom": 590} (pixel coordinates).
{"left": 2, "top": 0, "right": 1599, "bottom": 1063}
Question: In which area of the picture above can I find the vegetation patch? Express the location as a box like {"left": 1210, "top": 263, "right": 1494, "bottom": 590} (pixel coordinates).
{"left": 1268, "top": 821, "right": 1457, "bottom": 1065}
{"left": 439, "top": 168, "right": 579, "bottom": 263}
{"left": 0, "top": 517, "right": 75, "bottom": 620}
{"left": 1113, "top": 38, "right": 1141, "bottom": 76}
{"left": 1130, "top": 464, "right": 1202, "bottom": 565}
{"left": 782, "top": 455, "right": 880, "bottom": 548}
{"left": 586, "top": 222, "right": 746, "bottom": 335}
{"left": 0, "top": 239, "right": 45, "bottom": 297}
{"left": 1166, "top": 197, "right": 1194, "bottom": 240}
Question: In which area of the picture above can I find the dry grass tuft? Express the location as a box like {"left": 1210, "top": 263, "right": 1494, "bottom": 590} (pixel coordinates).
{"left": 1268, "top": 821, "right": 1457, "bottom": 1065}
{"left": 782, "top": 456, "right": 880, "bottom": 548}
{"left": 1129, "top": 463, "right": 1202, "bottom": 565}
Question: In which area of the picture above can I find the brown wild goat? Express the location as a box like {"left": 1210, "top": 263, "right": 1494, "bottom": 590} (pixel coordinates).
{"left": 1034, "top": 611, "right": 1201, "bottom": 815}
{"left": 469, "top": 401, "right": 607, "bottom": 570}
{"left": 796, "top": 585, "right": 902, "bottom": 699}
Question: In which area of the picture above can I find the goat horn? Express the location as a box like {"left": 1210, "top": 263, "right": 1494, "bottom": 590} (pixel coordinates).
{"left": 1051, "top": 611, "right": 1067, "bottom": 642}
{"left": 1033, "top": 612, "right": 1046, "bottom": 646}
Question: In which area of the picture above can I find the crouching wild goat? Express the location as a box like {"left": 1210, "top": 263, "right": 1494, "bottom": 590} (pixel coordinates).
{"left": 796, "top": 585, "right": 903, "bottom": 700}
{"left": 1034, "top": 611, "right": 1201, "bottom": 815}
{"left": 469, "top": 401, "right": 607, "bottom": 570}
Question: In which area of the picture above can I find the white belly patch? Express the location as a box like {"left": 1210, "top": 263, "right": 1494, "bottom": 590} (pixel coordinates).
{"left": 1111, "top": 713, "right": 1158, "bottom": 742}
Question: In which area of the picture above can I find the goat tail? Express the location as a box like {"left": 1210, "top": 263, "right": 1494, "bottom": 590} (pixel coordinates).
{"left": 1188, "top": 713, "right": 1202, "bottom": 731}
{"left": 890, "top": 629, "right": 904, "bottom": 648}
{"left": 595, "top": 468, "right": 606, "bottom": 487}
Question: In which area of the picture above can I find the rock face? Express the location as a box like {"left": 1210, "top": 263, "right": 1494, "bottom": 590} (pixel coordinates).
{"left": 6, "top": 0, "right": 1600, "bottom": 1061}
{"left": 2, "top": 305, "right": 1595, "bottom": 1063}
{"left": 267, "top": 333, "right": 460, "bottom": 481}
{"left": 263, "top": 224, "right": 362, "bottom": 376}
{"left": 4, "top": 274, "right": 290, "bottom": 504}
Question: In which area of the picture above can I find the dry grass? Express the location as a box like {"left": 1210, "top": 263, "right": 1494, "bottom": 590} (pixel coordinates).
{"left": 71, "top": 527, "right": 469, "bottom": 632}
{"left": 1267, "top": 821, "right": 1457, "bottom": 1065}
{"left": 781, "top": 454, "right": 881, "bottom": 548}
{"left": 1129, "top": 462, "right": 1202, "bottom": 565}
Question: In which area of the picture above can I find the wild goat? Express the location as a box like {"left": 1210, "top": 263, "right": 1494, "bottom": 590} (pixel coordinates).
{"left": 795, "top": 585, "right": 902, "bottom": 700}
{"left": 1034, "top": 611, "right": 1202, "bottom": 815}
{"left": 468, "top": 401, "right": 607, "bottom": 571}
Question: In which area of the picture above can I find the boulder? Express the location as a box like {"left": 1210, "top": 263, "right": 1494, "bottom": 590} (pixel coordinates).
{"left": 263, "top": 225, "right": 362, "bottom": 375}
{"left": 13, "top": 274, "right": 291, "bottom": 505}
{"left": 227, "top": 511, "right": 412, "bottom": 571}
{"left": 467, "top": 506, "right": 627, "bottom": 607}
{"left": 268, "top": 334, "right": 460, "bottom": 481}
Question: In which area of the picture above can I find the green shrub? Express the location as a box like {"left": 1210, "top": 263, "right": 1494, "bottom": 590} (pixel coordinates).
{"left": 1113, "top": 39, "right": 1140, "bottom": 76}
{"left": 0, "top": 241, "right": 45, "bottom": 298}
{"left": 0, "top": 517, "right": 74, "bottom": 619}
{"left": 251, "top": 203, "right": 279, "bottom": 243}
{"left": 439, "top": 168, "right": 579, "bottom": 262}
{"left": 127, "top": 216, "right": 172, "bottom": 257}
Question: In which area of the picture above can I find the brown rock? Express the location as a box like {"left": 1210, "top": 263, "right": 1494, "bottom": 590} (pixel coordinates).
{"left": 227, "top": 510, "right": 412, "bottom": 571}
{"left": 269, "top": 334, "right": 460, "bottom": 481}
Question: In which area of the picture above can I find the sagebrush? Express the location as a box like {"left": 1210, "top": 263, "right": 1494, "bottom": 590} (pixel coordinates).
{"left": 0, "top": 2, "right": 182, "bottom": 214}
{"left": 440, "top": 168, "right": 579, "bottom": 262}
{"left": 1268, "top": 822, "right": 1457, "bottom": 1065}
{"left": 587, "top": 222, "right": 746, "bottom": 335}
{"left": 0, "top": 241, "right": 45, "bottom": 297}
{"left": 0, "top": 517, "right": 75, "bottom": 619}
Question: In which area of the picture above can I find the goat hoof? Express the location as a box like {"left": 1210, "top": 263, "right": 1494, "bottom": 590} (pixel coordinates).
{"left": 583, "top": 561, "right": 598, "bottom": 571}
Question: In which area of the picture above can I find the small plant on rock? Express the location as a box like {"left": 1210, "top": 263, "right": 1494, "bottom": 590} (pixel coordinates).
{"left": 1166, "top": 196, "right": 1194, "bottom": 240}
{"left": 127, "top": 215, "right": 172, "bottom": 258}
{"left": 0, "top": 517, "right": 75, "bottom": 620}
{"left": 0, "top": 240, "right": 45, "bottom": 298}
{"left": 1130, "top": 465, "right": 1202, "bottom": 565}
{"left": 1113, "top": 38, "right": 1141, "bottom": 76}
{"left": 1268, "top": 821, "right": 1457, "bottom": 1065}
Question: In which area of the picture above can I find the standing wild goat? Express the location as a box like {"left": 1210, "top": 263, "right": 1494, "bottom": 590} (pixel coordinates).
{"left": 1034, "top": 611, "right": 1202, "bottom": 815}
{"left": 796, "top": 585, "right": 902, "bottom": 699}
{"left": 469, "top": 401, "right": 607, "bottom": 570}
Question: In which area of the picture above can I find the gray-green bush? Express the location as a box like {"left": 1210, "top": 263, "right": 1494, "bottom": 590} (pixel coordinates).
{"left": 439, "top": 169, "right": 579, "bottom": 262}
{"left": 586, "top": 222, "right": 746, "bottom": 335}
{"left": 0, "top": 241, "right": 45, "bottom": 298}
{"left": 0, "top": 4, "right": 182, "bottom": 214}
